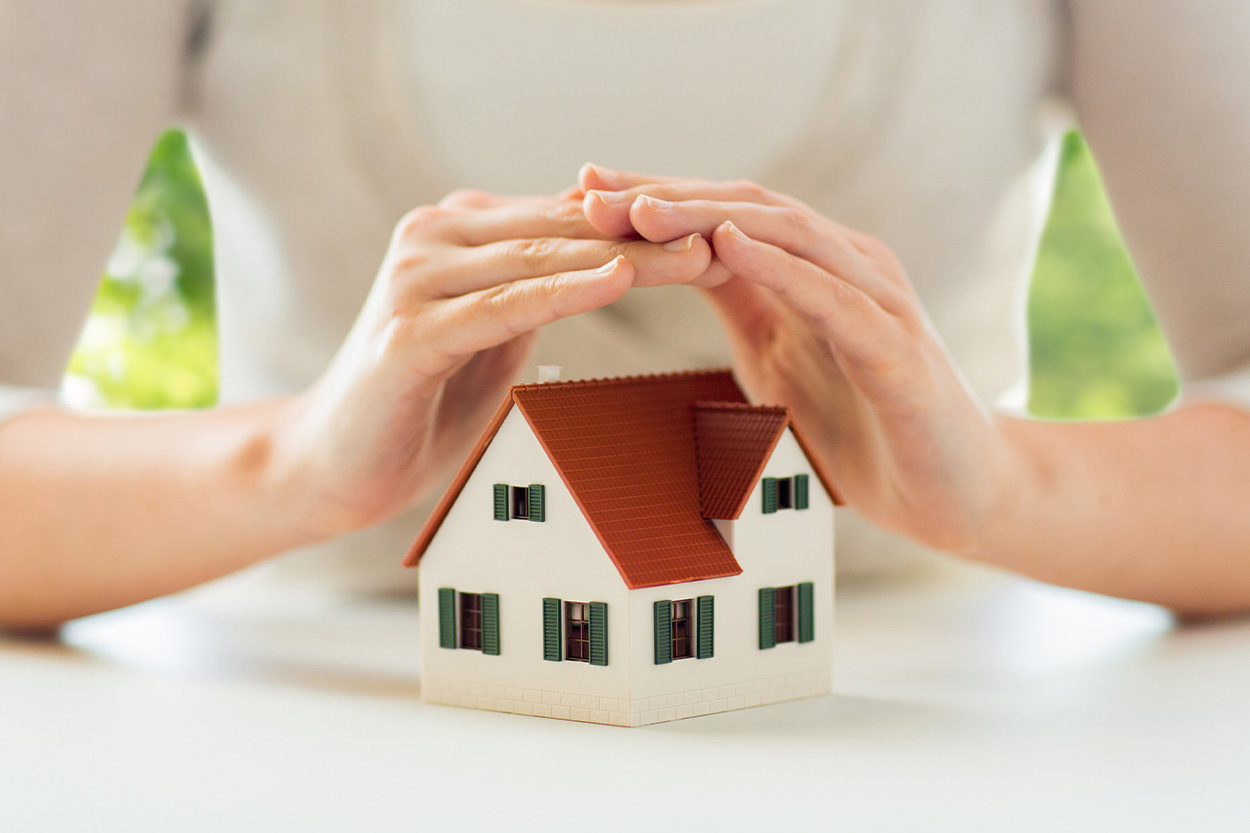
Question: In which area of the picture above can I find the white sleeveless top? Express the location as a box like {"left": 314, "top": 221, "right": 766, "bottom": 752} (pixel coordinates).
{"left": 5, "top": 0, "right": 1250, "bottom": 590}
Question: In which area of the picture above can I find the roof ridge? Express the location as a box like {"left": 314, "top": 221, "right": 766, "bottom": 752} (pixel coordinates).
{"left": 510, "top": 367, "right": 735, "bottom": 393}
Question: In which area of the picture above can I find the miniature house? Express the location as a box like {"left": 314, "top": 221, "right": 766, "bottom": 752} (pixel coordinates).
{"left": 404, "top": 370, "right": 837, "bottom": 727}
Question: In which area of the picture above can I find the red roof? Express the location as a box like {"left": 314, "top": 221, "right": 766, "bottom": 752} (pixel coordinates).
{"left": 693, "top": 402, "right": 790, "bottom": 520}
{"left": 404, "top": 370, "right": 837, "bottom": 588}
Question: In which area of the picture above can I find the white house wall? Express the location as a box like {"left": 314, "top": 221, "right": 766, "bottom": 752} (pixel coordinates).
{"left": 418, "top": 407, "right": 632, "bottom": 724}
{"left": 626, "top": 428, "right": 835, "bottom": 725}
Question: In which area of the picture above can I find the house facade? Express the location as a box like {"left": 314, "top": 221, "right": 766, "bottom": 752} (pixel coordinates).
{"left": 406, "top": 371, "right": 836, "bottom": 727}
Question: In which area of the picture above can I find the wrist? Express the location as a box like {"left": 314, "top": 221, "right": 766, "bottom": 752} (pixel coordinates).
{"left": 227, "top": 395, "right": 357, "bottom": 547}
{"left": 958, "top": 413, "right": 1055, "bottom": 564}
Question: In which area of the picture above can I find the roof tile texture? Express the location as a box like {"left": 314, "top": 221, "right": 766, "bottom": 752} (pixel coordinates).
{"left": 512, "top": 371, "right": 746, "bottom": 588}
{"left": 693, "top": 402, "right": 790, "bottom": 520}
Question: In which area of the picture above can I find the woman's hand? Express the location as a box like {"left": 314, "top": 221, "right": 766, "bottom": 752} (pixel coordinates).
{"left": 579, "top": 165, "right": 1023, "bottom": 555}
{"left": 270, "top": 188, "right": 712, "bottom": 536}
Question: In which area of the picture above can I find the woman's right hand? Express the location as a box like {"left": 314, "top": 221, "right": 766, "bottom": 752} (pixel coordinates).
{"left": 267, "top": 189, "right": 711, "bottom": 537}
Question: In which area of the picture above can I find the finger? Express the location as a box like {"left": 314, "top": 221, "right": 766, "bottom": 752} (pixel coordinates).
{"left": 583, "top": 181, "right": 801, "bottom": 238}
{"left": 423, "top": 233, "right": 711, "bottom": 297}
{"left": 712, "top": 222, "right": 905, "bottom": 373}
{"left": 452, "top": 199, "right": 612, "bottom": 245}
{"left": 627, "top": 197, "right": 909, "bottom": 312}
{"left": 700, "top": 274, "right": 784, "bottom": 352}
{"left": 579, "top": 162, "right": 687, "bottom": 193}
{"left": 437, "top": 189, "right": 507, "bottom": 209}
{"left": 416, "top": 256, "right": 634, "bottom": 362}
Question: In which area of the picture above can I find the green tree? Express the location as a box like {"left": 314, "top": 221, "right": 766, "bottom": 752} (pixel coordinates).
{"left": 65, "top": 129, "right": 216, "bottom": 410}
{"left": 1027, "top": 131, "right": 1178, "bottom": 418}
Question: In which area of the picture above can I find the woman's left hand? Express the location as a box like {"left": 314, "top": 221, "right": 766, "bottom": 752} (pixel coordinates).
{"left": 578, "top": 164, "right": 1026, "bottom": 556}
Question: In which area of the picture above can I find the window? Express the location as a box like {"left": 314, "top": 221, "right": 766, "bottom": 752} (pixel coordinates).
{"left": 460, "top": 592, "right": 482, "bottom": 650}
{"left": 773, "top": 586, "right": 794, "bottom": 643}
{"left": 566, "top": 602, "right": 589, "bottom": 661}
{"left": 777, "top": 477, "right": 793, "bottom": 510}
{"left": 511, "top": 486, "right": 530, "bottom": 520}
{"left": 543, "top": 598, "right": 608, "bottom": 665}
{"left": 437, "top": 588, "right": 500, "bottom": 654}
{"left": 494, "top": 483, "right": 545, "bottom": 521}
{"left": 762, "top": 474, "right": 809, "bottom": 514}
{"left": 653, "top": 596, "right": 714, "bottom": 664}
{"left": 671, "top": 599, "right": 693, "bottom": 659}
{"left": 758, "top": 583, "right": 814, "bottom": 649}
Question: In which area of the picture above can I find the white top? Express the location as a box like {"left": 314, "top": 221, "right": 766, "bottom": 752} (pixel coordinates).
{"left": 3, "top": 0, "right": 1250, "bottom": 588}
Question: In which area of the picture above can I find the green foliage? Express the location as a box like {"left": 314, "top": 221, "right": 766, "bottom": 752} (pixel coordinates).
{"left": 65, "top": 129, "right": 217, "bottom": 410}
{"left": 1027, "top": 132, "right": 1178, "bottom": 419}
{"left": 70, "top": 129, "right": 1178, "bottom": 422}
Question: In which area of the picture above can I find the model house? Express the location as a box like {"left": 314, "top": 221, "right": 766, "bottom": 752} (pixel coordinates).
{"left": 403, "top": 369, "right": 838, "bottom": 726}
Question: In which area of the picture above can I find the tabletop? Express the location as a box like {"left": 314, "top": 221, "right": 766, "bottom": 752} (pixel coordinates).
{"left": 2, "top": 558, "right": 1247, "bottom": 832}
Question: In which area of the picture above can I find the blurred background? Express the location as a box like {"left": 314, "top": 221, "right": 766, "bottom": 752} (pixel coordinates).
{"left": 62, "top": 129, "right": 1179, "bottom": 420}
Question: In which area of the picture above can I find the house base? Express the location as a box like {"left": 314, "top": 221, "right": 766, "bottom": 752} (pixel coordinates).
{"left": 422, "top": 669, "right": 832, "bottom": 727}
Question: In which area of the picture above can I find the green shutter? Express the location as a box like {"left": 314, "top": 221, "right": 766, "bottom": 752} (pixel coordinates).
{"left": 798, "top": 582, "right": 815, "bottom": 643}
{"left": 696, "top": 595, "right": 714, "bottom": 659}
{"left": 493, "top": 484, "right": 509, "bottom": 521}
{"left": 762, "top": 478, "right": 778, "bottom": 514}
{"left": 482, "top": 593, "right": 501, "bottom": 655}
{"left": 653, "top": 600, "right": 673, "bottom": 665}
{"left": 795, "top": 474, "right": 809, "bottom": 510}
{"left": 542, "top": 597, "right": 562, "bottom": 661}
{"left": 758, "top": 587, "right": 776, "bottom": 649}
{"left": 589, "top": 602, "right": 608, "bottom": 666}
{"left": 528, "top": 483, "right": 545, "bottom": 522}
{"left": 438, "top": 587, "right": 456, "bottom": 649}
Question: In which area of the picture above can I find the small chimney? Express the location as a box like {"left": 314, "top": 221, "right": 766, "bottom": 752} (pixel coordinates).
{"left": 537, "top": 365, "right": 562, "bottom": 384}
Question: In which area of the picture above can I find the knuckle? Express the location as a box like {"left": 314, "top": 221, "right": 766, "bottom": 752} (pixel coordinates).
{"left": 438, "top": 188, "right": 492, "bottom": 209}
{"left": 858, "top": 232, "right": 903, "bottom": 271}
{"left": 547, "top": 201, "right": 584, "bottom": 223}
{"left": 508, "top": 236, "right": 559, "bottom": 266}
{"left": 384, "top": 248, "right": 441, "bottom": 299}
{"left": 731, "top": 179, "right": 770, "bottom": 201}
{"left": 480, "top": 282, "right": 526, "bottom": 337}
{"left": 396, "top": 205, "right": 446, "bottom": 238}
{"left": 777, "top": 205, "right": 811, "bottom": 234}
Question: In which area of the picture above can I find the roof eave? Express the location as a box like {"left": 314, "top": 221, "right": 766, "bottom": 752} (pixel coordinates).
{"left": 402, "top": 392, "right": 518, "bottom": 567}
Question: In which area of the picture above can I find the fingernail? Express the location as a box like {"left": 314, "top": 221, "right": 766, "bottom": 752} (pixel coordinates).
{"left": 589, "top": 189, "right": 631, "bottom": 206}
{"left": 583, "top": 162, "right": 617, "bottom": 182}
{"left": 723, "top": 221, "right": 747, "bottom": 239}
{"left": 639, "top": 195, "right": 673, "bottom": 210}
{"left": 595, "top": 256, "right": 623, "bottom": 274}
{"left": 664, "top": 233, "right": 701, "bottom": 252}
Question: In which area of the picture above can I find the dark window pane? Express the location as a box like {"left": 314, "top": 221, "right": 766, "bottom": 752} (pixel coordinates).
{"left": 672, "top": 599, "right": 693, "bottom": 659}
{"left": 777, "top": 477, "right": 793, "bottom": 510}
{"left": 511, "top": 486, "right": 529, "bottom": 519}
{"left": 566, "top": 601, "right": 590, "bottom": 662}
{"left": 775, "top": 586, "right": 794, "bottom": 643}
{"left": 460, "top": 592, "right": 483, "bottom": 650}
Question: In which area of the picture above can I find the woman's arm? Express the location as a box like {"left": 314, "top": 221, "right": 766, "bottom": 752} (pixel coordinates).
{"left": 0, "top": 186, "right": 712, "bottom": 630}
{"left": 986, "top": 405, "right": 1250, "bottom": 616}
{"left": 0, "top": 399, "right": 311, "bottom": 628}
{"left": 0, "top": 193, "right": 711, "bottom": 629}
{"left": 579, "top": 163, "right": 1250, "bottom": 616}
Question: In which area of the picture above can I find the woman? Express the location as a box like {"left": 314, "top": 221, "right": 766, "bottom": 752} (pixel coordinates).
{"left": 3, "top": 0, "right": 1250, "bottom": 628}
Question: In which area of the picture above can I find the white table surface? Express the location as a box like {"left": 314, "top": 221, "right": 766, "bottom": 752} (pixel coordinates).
{"left": 2, "top": 558, "right": 1247, "bottom": 832}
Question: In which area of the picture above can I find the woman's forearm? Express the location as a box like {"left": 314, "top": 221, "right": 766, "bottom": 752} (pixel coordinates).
{"left": 977, "top": 402, "right": 1250, "bottom": 615}
{"left": 0, "top": 399, "right": 328, "bottom": 629}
